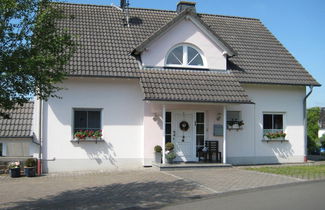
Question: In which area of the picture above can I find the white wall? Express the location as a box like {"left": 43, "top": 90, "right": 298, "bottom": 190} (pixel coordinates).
{"left": 0, "top": 138, "right": 38, "bottom": 157}
{"left": 143, "top": 103, "right": 225, "bottom": 164}
{"left": 227, "top": 85, "right": 306, "bottom": 164}
{"left": 43, "top": 78, "right": 144, "bottom": 172}
{"left": 141, "top": 19, "right": 227, "bottom": 70}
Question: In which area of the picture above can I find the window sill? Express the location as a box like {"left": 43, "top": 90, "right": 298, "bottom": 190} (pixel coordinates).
{"left": 227, "top": 127, "right": 243, "bottom": 131}
{"left": 262, "top": 139, "right": 288, "bottom": 143}
{"left": 71, "top": 139, "right": 105, "bottom": 144}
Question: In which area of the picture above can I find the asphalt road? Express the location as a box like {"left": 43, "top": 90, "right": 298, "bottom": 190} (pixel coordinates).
{"left": 162, "top": 180, "right": 325, "bottom": 210}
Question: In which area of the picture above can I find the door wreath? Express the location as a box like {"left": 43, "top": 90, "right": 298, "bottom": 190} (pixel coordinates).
{"left": 179, "top": 121, "right": 189, "bottom": 131}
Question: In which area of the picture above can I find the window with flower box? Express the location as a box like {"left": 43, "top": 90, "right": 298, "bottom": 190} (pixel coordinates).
{"left": 73, "top": 109, "right": 101, "bottom": 134}
{"left": 263, "top": 113, "right": 286, "bottom": 140}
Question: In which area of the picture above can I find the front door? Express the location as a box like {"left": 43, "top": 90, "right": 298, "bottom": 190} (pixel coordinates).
{"left": 172, "top": 111, "right": 196, "bottom": 162}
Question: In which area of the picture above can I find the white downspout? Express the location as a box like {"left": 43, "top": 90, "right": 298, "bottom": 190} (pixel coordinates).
{"left": 223, "top": 106, "right": 227, "bottom": 164}
{"left": 162, "top": 105, "right": 166, "bottom": 164}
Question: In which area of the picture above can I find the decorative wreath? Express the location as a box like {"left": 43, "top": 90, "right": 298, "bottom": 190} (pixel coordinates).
{"left": 179, "top": 121, "right": 189, "bottom": 131}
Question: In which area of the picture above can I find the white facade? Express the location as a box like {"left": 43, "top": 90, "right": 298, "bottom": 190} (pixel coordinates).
{"left": 42, "top": 78, "right": 144, "bottom": 172}
{"left": 141, "top": 19, "right": 227, "bottom": 70}
{"left": 40, "top": 78, "right": 307, "bottom": 172}
{"left": 226, "top": 85, "right": 306, "bottom": 164}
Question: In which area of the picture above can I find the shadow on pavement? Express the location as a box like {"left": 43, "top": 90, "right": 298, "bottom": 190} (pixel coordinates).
{"left": 5, "top": 180, "right": 205, "bottom": 209}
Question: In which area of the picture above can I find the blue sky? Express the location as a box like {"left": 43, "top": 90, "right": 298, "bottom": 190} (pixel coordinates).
{"left": 58, "top": 0, "right": 325, "bottom": 108}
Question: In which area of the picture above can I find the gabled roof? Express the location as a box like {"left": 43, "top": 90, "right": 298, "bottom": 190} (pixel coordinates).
{"left": 55, "top": 3, "right": 320, "bottom": 87}
{"left": 0, "top": 102, "right": 34, "bottom": 138}
{"left": 131, "top": 8, "right": 236, "bottom": 57}
{"left": 140, "top": 68, "right": 252, "bottom": 104}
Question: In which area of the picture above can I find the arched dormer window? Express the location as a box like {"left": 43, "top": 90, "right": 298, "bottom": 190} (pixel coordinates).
{"left": 166, "top": 44, "right": 205, "bottom": 67}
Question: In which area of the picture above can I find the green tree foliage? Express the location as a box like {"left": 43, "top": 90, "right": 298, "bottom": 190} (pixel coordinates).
{"left": 307, "top": 107, "right": 321, "bottom": 154}
{"left": 0, "top": 0, "right": 76, "bottom": 117}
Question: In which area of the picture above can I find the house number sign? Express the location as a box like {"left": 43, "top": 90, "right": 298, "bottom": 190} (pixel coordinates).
{"left": 179, "top": 121, "right": 189, "bottom": 131}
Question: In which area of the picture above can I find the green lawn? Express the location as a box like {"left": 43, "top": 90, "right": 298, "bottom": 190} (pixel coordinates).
{"left": 246, "top": 165, "right": 325, "bottom": 180}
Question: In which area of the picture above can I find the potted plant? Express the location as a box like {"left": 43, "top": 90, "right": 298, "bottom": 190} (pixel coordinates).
{"left": 154, "top": 145, "right": 162, "bottom": 163}
{"left": 74, "top": 130, "right": 103, "bottom": 140}
{"left": 165, "top": 142, "right": 174, "bottom": 151}
{"left": 264, "top": 131, "right": 287, "bottom": 140}
{"left": 165, "top": 142, "right": 176, "bottom": 163}
{"left": 227, "top": 120, "right": 235, "bottom": 129}
{"left": 165, "top": 151, "right": 176, "bottom": 163}
{"left": 8, "top": 161, "right": 21, "bottom": 178}
{"left": 232, "top": 120, "right": 239, "bottom": 129}
{"left": 238, "top": 120, "right": 244, "bottom": 128}
{"left": 24, "top": 158, "right": 37, "bottom": 177}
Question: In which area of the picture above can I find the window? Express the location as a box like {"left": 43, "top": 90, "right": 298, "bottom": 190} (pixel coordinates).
{"left": 227, "top": 111, "right": 240, "bottom": 122}
{"left": 196, "top": 112, "right": 205, "bottom": 157}
{"left": 263, "top": 113, "right": 284, "bottom": 135}
{"left": 0, "top": 143, "right": 5, "bottom": 156}
{"left": 73, "top": 109, "right": 101, "bottom": 133}
{"left": 165, "top": 112, "right": 172, "bottom": 143}
{"left": 166, "top": 45, "right": 204, "bottom": 67}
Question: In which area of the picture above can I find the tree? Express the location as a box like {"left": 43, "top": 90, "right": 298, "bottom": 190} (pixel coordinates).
{"left": 307, "top": 107, "right": 321, "bottom": 154}
{"left": 0, "top": 0, "right": 76, "bottom": 117}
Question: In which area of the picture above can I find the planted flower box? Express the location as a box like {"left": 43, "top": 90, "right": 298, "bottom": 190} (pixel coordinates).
{"left": 72, "top": 130, "right": 104, "bottom": 143}
{"left": 263, "top": 131, "right": 288, "bottom": 143}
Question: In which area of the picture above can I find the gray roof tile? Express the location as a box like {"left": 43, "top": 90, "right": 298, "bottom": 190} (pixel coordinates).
{"left": 0, "top": 102, "right": 34, "bottom": 138}
{"left": 140, "top": 68, "right": 252, "bottom": 104}
{"left": 55, "top": 3, "right": 320, "bottom": 87}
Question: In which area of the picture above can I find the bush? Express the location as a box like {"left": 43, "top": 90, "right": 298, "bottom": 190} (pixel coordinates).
{"left": 165, "top": 142, "right": 174, "bottom": 151}
{"left": 165, "top": 151, "right": 176, "bottom": 160}
{"left": 25, "top": 158, "right": 37, "bottom": 167}
{"left": 154, "top": 145, "right": 162, "bottom": 153}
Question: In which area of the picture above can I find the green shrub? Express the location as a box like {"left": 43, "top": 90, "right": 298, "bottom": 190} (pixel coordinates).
{"left": 154, "top": 145, "right": 162, "bottom": 153}
{"left": 165, "top": 151, "right": 176, "bottom": 160}
{"left": 165, "top": 142, "right": 174, "bottom": 151}
{"left": 25, "top": 158, "right": 37, "bottom": 167}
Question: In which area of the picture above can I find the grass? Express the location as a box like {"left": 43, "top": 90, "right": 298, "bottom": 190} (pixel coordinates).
{"left": 246, "top": 165, "right": 325, "bottom": 180}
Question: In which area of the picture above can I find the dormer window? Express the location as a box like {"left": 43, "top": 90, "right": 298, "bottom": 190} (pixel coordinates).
{"left": 166, "top": 44, "right": 205, "bottom": 67}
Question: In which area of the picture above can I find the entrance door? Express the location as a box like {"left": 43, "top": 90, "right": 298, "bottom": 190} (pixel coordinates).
{"left": 172, "top": 111, "right": 196, "bottom": 162}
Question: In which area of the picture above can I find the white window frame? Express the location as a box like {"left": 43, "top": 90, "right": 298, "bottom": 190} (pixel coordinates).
{"left": 226, "top": 111, "right": 241, "bottom": 122}
{"left": 165, "top": 44, "right": 207, "bottom": 68}
{"left": 72, "top": 108, "right": 103, "bottom": 135}
{"left": 262, "top": 112, "right": 286, "bottom": 136}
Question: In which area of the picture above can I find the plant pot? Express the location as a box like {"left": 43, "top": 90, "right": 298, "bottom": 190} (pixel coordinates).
{"left": 9, "top": 168, "right": 21, "bottom": 178}
{"left": 232, "top": 124, "right": 239, "bottom": 129}
{"left": 166, "top": 158, "right": 173, "bottom": 164}
{"left": 24, "top": 167, "right": 36, "bottom": 177}
{"left": 154, "top": 152, "right": 162, "bottom": 163}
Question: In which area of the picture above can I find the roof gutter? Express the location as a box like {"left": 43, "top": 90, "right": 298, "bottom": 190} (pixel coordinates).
{"left": 303, "top": 85, "right": 313, "bottom": 162}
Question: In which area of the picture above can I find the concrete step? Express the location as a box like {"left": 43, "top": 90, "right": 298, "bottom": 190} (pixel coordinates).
{"left": 152, "top": 162, "right": 232, "bottom": 171}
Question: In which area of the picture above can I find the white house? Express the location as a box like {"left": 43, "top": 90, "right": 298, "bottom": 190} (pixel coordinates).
{"left": 0, "top": 102, "right": 39, "bottom": 161}
{"left": 30, "top": 1, "right": 320, "bottom": 172}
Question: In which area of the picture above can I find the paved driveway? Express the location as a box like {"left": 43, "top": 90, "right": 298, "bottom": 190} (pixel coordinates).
{"left": 0, "top": 167, "right": 302, "bottom": 209}
{"left": 165, "top": 167, "right": 302, "bottom": 193}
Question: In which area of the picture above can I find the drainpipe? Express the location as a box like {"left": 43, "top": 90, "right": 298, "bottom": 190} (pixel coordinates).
{"left": 38, "top": 99, "right": 43, "bottom": 176}
{"left": 162, "top": 105, "right": 166, "bottom": 164}
{"left": 303, "top": 86, "right": 313, "bottom": 162}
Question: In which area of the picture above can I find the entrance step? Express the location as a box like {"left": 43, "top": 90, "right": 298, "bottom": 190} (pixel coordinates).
{"left": 152, "top": 162, "right": 232, "bottom": 171}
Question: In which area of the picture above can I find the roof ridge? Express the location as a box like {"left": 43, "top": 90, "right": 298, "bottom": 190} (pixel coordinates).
{"left": 53, "top": 2, "right": 258, "bottom": 21}
{"left": 52, "top": 1, "right": 114, "bottom": 8}
{"left": 198, "top": 12, "right": 259, "bottom": 21}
